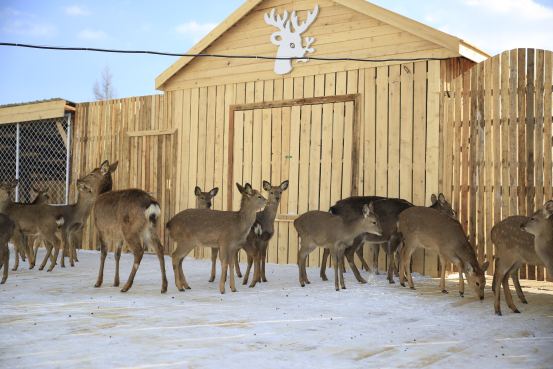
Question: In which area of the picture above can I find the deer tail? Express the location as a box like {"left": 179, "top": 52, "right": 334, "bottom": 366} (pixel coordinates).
{"left": 55, "top": 214, "right": 64, "bottom": 231}
{"left": 144, "top": 200, "right": 161, "bottom": 227}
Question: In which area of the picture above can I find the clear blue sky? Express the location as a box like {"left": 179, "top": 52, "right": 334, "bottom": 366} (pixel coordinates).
{"left": 1, "top": 0, "right": 552, "bottom": 106}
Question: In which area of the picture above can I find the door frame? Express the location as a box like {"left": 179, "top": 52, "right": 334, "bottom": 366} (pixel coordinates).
{"left": 227, "top": 93, "right": 362, "bottom": 211}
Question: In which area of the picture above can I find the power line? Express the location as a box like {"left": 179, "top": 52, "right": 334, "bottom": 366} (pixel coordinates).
{"left": 0, "top": 42, "right": 452, "bottom": 62}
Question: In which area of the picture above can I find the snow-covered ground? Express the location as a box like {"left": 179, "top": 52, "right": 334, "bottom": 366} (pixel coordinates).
{"left": 1, "top": 246, "right": 552, "bottom": 368}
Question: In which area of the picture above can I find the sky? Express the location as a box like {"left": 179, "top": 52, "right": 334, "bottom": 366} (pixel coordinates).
{"left": 0, "top": 0, "right": 552, "bottom": 106}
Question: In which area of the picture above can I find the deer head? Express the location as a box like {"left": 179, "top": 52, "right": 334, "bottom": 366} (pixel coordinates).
{"left": 264, "top": 5, "right": 319, "bottom": 75}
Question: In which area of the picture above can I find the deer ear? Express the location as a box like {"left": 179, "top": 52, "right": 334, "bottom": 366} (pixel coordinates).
{"left": 480, "top": 261, "right": 490, "bottom": 272}
{"left": 210, "top": 188, "right": 219, "bottom": 197}
{"left": 263, "top": 181, "right": 271, "bottom": 191}
{"left": 280, "top": 180, "right": 289, "bottom": 191}
{"left": 76, "top": 180, "right": 83, "bottom": 191}
{"left": 10, "top": 179, "right": 19, "bottom": 189}
{"left": 109, "top": 161, "right": 119, "bottom": 173}
{"left": 194, "top": 186, "right": 202, "bottom": 196}
{"left": 244, "top": 183, "right": 254, "bottom": 195}
{"left": 368, "top": 201, "right": 375, "bottom": 213}
{"left": 542, "top": 200, "right": 553, "bottom": 219}
{"left": 465, "top": 261, "right": 475, "bottom": 275}
{"left": 236, "top": 183, "right": 245, "bottom": 194}
{"left": 362, "top": 204, "right": 370, "bottom": 217}
{"left": 431, "top": 194, "right": 438, "bottom": 205}
{"left": 100, "top": 160, "right": 110, "bottom": 175}
{"left": 438, "top": 193, "right": 446, "bottom": 204}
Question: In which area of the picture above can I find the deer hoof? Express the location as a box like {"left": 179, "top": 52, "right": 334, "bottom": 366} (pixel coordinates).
{"left": 342, "top": 287, "right": 346, "bottom": 290}
{"left": 410, "top": 287, "right": 415, "bottom": 290}
{"left": 442, "top": 290, "right": 449, "bottom": 294}
{"left": 400, "top": 283, "right": 405, "bottom": 287}
{"left": 301, "top": 284, "right": 305, "bottom": 287}
{"left": 29, "top": 267, "right": 33, "bottom": 270}
{"left": 120, "top": 289, "right": 127, "bottom": 293}
{"left": 71, "top": 265, "right": 74, "bottom": 267}
{"left": 459, "top": 292, "right": 464, "bottom": 298}
{"left": 61, "top": 266, "right": 65, "bottom": 268}
{"left": 523, "top": 301, "right": 528, "bottom": 304}
{"left": 249, "top": 285, "right": 254, "bottom": 288}
{"left": 514, "top": 309, "right": 521, "bottom": 314}
{"left": 161, "top": 291, "right": 166, "bottom": 294}
{"left": 232, "top": 290, "right": 238, "bottom": 293}
{"left": 306, "top": 281, "right": 310, "bottom": 285}
{"left": 495, "top": 311, "right": 502, "bottom": 316}
{"left": 186, "top": 287, "right": 191, "bottom": 290}
{"left": 94, "top": 284, "right": 101, "bottom": 288}
{"left": 11, "top": 268, "right": 16, "bottom": 271}
{"left": 336, "top": 288, "right": 339, "bottom": 291}
{"left": 38, "top": 268, "right": 43, "bottom": 271}
{"left": 389, "top": 280, "right": 395, "bottom": 284}
{"left": 179, "top": 288, "right": 185, "bottom": 292}
{"left": 221, "top": 291, "right": 225, "bottom": 294}
{"left": 47, "top": 270, "right": 52, "bottom": 272}
{"left": 0, "top": 281, "right": 4, "bottom": 284}
{"left": 208, "top": 280, "right": 213, "bottom": 283}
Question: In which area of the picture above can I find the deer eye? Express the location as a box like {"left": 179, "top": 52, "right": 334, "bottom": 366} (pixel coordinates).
{"left": 290, "top": 43, "right": 295, "bottom": 48}
{"left": 531, "top": 218, "right": 534, "bottom": 221}
{"left": 476, "top": 282, "right": 480, "bottom": 287}
{"left": 271, "top": 192, "right": 273, "bottom": 194}
{"left": 372, "top": 222, "right": 376, "bottom": 225}
{"left": 258, "top": 196, "right": 262, "bottom": 198}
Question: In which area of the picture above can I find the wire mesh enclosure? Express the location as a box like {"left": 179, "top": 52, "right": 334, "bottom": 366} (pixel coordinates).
{"left": 0, "top": 114, "right": 71, "bottom": 205}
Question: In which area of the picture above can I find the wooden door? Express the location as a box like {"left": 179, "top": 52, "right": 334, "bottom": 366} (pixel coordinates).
{"left": 231, "top": 100, "right": 356, "bottom": 266}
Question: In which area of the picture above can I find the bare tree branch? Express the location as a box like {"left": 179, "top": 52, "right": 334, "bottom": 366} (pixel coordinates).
{"left": 93, "top": 63, "right": 117, "bottom": 101}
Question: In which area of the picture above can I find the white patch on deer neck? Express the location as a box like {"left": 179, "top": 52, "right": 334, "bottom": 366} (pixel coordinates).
{"left": 264, "top": 5, "right": 319, "bottom": 75}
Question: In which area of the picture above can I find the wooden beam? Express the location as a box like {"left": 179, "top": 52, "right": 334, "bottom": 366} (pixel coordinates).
{"left": 126, "top": 128, "right": 177, "bottom": 137}
{"left": 0, "top": 100, "right": 66, "bottom": 124}
{"left": 230, "top": 94, "right": 360, "bottom": 111}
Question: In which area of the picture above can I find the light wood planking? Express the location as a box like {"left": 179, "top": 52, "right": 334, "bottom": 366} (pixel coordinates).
{"left": 375, "top": 66, "right": 388, "bottom": 197}
{"left": 400, "top": 63, "right": 413, "bottom": 202}
{"left": 484, "top": 58, "right": 493, "bottom": 273}
{"left": 501, "top": 51, "right": 510, "bottom": 220}
{"left": 388, "top": 65, "right": 401, "bottom": 198}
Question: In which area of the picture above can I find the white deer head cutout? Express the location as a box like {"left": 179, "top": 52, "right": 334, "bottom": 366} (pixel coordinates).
{"left": 264, "top": 5, "right": 319, "bottom": 75}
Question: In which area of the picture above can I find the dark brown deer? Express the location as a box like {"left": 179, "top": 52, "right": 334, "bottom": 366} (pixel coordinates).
{"left": 321, "top": 193, "right": 456, "bottom": 284}
{"left": 78, "top": 160, "right": 168, "bottom": 293}
{"left": 35, "top": 180, "right": 97, "bottom": 269}
{"left": 242, "top": 180, "right": 289, "bottom": 283}
{"left": 294, "top": 203, "right": 382, "bottom": 291}
{"left": 17, "top": 186, "right": 50, "bottom": 263}
{"left": 492, "top": 201, "right": 553, "bottom": 315}
{"left": 167, "top": 183, "right": 267, "bottom": 294}
{"left": 0, "top": 181, "right": 64, "bottom": 271}
{"left": 397, "top": 206, "right": 489, "bottom": 298}
{"left": 0, "top": 213, "right": 15, "bottom": 284}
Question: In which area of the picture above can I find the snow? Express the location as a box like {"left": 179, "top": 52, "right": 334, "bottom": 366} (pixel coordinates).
{"left": 1, "top": 246, "right": 552, "bottom": 368}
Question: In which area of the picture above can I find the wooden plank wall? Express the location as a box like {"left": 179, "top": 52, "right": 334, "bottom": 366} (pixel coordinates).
{"left": 72, "top": 60, "right": 454, "bottom": 278}
{"left": 441, "top": 49, "right": 553, "bottom": 281}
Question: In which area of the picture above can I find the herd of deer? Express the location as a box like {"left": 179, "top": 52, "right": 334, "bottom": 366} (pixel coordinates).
{"left": 0, "top": 159, "right": 552, "bottom": 316}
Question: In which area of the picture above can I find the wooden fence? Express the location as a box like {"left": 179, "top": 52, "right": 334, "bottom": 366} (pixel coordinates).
{"left": 441, "top": 48, "right": 553, "bottom": 281}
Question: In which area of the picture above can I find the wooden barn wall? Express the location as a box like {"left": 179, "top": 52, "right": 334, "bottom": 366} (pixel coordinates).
{"left": 162, "top": 0, "right": 459, "bottom": 91}
{"left": 441, "top": 49, "right": 553, "bottom": 281}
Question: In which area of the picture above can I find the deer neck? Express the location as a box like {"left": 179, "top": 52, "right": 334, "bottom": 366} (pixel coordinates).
{"left": 260, "top": 201, "right": 279, "bottom": 231}
{"left": 237, "top": 197, "right": 261, "bottom": 231}
{"left": 96, "top": 174, "right": 113, "bottom": 197}
{"left": 458, "top": 242, "right": 480, "bottom": 271}
{"left": 0, "top": 197, "right": 14, "bottom": 213}
{"left": 74, "top": 192, "right": 94, "bottom": 219}
{"left": 342, "top": 215, "right": 366, "bottom": 235}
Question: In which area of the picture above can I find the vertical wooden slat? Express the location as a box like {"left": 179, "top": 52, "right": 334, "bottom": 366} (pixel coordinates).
{"left": 454, "top": 75, "right": 462, "bottom": 214}
{"left": 527, "top": 49, "right": 536, "bottom": 216}
{"left": 288, "top": 105, "right": 301, "bottom": 265}
{"left": 469, "top": 66, "right": 478, "bottom": 252}
{"left": 388, "top": 65, "right": 400, "bottom": 198}
{"left": 412, "top": 61, "right": 427, "bottom": 274}
{"left": 535, "top": 49, "right": 545, "bottom": 281}
{"left": 298, "top": 104, "right": 311, "bottom": 264}
{"left": 492, "top": 55, "right": 501, "bottom": 276}
{"left": 484, "top": 58, "right": 493, "bottom": 273}
{"left": 278, "top": 106, "right": 291, "bottom": 265}
{"left": 308, "top": 104, "right": 322, "bottom": 268}
{"left": 501, "top": 51, "right": 510, "bottom": 220}
{"left": 517, "top": 49, "right": 528, "bottom": 279}
{"left": 545, "top": 52, "right": 553, "bottom": 282}
{"left": 375, "top": 66, "right": 388, "bottom": 197}
{"left": 509, "top": 49, "right": 519, "bottom": 216}
{"left": 364, "top": 68, "right": 376, "bottom": 197}
{"left": 461, "top": 70, "right": 471, "bottom": 234}
{"left": 444, "top": 66, "right": 455, "bottom": 204}
{"left": 400, "top": 63, "right": 413, "bottom": 202}
{"left": 269, "top": 107, "right": 282, "bottom": 265}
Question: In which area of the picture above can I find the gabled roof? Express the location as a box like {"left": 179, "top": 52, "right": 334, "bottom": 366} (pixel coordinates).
{"left": 155, "top": 0, "right": 491, "bottom": 90}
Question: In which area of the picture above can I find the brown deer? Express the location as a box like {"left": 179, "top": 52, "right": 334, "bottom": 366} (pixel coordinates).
{"left": 17, "top": 186, "right": 50, "bottom": 262}
{"left": 396, "top": 206, "right": 489, "bottom": 298}
{"left": 34, "top": 180, "right": 97, "bottom": 269}
{"left": 492, "top": 201, "right": 553, "bottom": 315}
{"left": 78, "top": 160, "right": 168, "bottom": 293}
{"left": 321, "top": 193, "right": 456, "bottom": 284}
{"left": 167, "top": 183, "right": 267, "bottom": 294}
{"left": 0, "top": 181, "right": 64, "bottom": 271}
{"left": 241, "top": 180, "right": 289, "bottom": 284}
{"left": 294, "top": 203, "right": 382, "bottom": 291}
{"left": 0, "top": 213, "right": 15, "bottom": 284}
{"left": 196, "top": 186, "right": 263, "bottom": 287}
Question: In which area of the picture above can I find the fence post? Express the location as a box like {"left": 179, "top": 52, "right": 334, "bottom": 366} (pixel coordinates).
{"left": 65, "top": 113, "right": 72, "bottom": 205}
{"left": 15, "top": 122, "right": 20, "bottom": 202}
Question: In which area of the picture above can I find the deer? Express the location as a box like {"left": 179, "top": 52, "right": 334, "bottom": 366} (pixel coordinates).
{"left": 0, "top": 181, "right": 64, "bottom": 271}
{"left": 195, "top": 186, "right": 264, "bottom": 287}
{"left": 78, "top": 160, "right": 168, "bottom": 293}
{"left": 264, "top": 5, "right": 319, "bottom": 74}
{"left": 167, "top": 183, "right": 267, "bottom": 294}
{"left": 34, "top": 179, "right": 97, "bottom": 269}
{"left": 294, "top": 203, "right": 382, "bottom": 291}
{"left": 0, "top": 213, "right": 15, "bottom": 284}
{"left": 16, "top": 186, "right": 50, "bottom": 263}
{"left": 492, "top": 200, "right": 553, "bottom": 315}
{"left": 321, "top": 193, "right": 457, "bottom": 285}
{"left": 241, "top": 180, "right": 289, "bottom": 284}
{"left": 396, "top": 206, "right": 489, "bottom": 298}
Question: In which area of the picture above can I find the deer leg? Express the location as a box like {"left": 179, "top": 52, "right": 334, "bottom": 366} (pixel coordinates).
{"left": 401, "top": 244, "right": 416, "bottom": 290}
{"left": 94, "top": 234, "right": 109, "bottom": 288}
{"left": 2, "top": 246, "right": 8, "bottom": 283}
{"left": 510, "top": 271, "right": 527, "bottom": 304}
{"left": 297, "top": 240, "right": 310, "bottom": 287}
{"left": 320, "top": 248, "right": 329, "bottom": 281}
{"left": 39, "top": 242, "right": 53, "bottom": 271}
{"left": 113, "top": 242, "right": 122, "bottom": 287}
{"left": 120, "top": 235, "right": 144, "bottom": 293}
{"left": 260, "top": 242, "right": 268, "bottom": 282}
{"left": 46, "top": 233, "right": 62, "bottom": 272}
{"left": 19, "top": 235, "right": 26, "bottom": 262}
{"left": 68, "top": 233, "right": 76, "bottom": 267}
{"left": 234, "top": 249, "right": 242, "bottom": 278}
{"left": 74, "top": 229, "right": 82, "bottom": 262}
{"left": 219, "top": 253, "right": 229, "bottom": 294}
{"left": 439, "top": 256, "right": 448, "bottom": 293}
{"left": 493, "top": 264, "right": 507, "bottom": 316}
{"left": 59, "top": 232, "right": 67, "bottom": 268}
{"left": 240, "top": 239, "right": 258, "bottom": 287}
{"left": 373, "top": 244, "right": 380, "bottom": 275}
{"left": 228, "top": 248, "right": 238, "bottom": 293}
{"left": 344, "top": 246, "right": 366, "bottom": 283}
{"left": 149, "top": 233, "right": 168, "bottom": 294}
{"left": 452, "top": 260, "right": 465, "bottom": 297}
{"left": 243, "top": 254, "right": 253, "bottom": 285}
{"left": 32, "top": 238, "right": 40, "bottom": 268}
{"left": 209, "top": 247, "right": 218, "bottom": 282}
{"left": 338, "top": 248, "right": 347, "bottom": 290}
{"left": 503, "top": 263, "right": 522, "bottom": 313}
{"left": 330, "top": 249, "right": 340, "bottom": 291}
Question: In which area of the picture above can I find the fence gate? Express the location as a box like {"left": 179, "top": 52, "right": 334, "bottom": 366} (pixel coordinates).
{"left": 0, "top": 114, "right": 71, "bottom": 204}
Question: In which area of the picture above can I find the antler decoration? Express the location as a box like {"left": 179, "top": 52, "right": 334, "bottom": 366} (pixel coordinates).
{"left": 264, "top": 5, "right": 320, "bottom": 75}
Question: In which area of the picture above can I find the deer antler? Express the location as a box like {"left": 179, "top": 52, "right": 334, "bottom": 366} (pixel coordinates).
{"left": 264, "top": 8, "right": 289, "bottom": 31}
{"left": 291, "top": 5, "right": 319, "bottom": 34}
{"left": 297, "top": 37, "right": 316, "bottom": 63}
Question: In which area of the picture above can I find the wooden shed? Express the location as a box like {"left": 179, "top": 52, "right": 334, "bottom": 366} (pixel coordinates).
{"left": 72, "top": 0, "right": 491, "bottom": 277}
